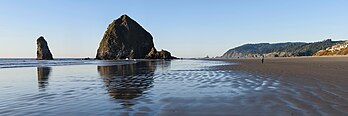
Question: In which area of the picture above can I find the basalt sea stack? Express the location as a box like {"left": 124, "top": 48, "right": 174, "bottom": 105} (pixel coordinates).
{"left": 36, "top": 36, "right": 54, "bottom": 60}
{"left": 96, "top": 15, "right": 176, "bottom": 60}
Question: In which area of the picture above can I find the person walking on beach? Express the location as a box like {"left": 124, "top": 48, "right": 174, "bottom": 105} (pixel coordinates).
{"left": 260, "top": 55, "right": 264, "bottom": 64}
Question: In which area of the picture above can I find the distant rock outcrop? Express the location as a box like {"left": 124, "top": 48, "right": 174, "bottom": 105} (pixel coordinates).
{"left": 314, "top": 41, "right": 348, "bottom": 56}
{"left": 96, "top": 14, "right": 176, "bottom": 60}
{"left": 36, "top": 36, "right": 53, "bottom": 60}
{"left": 221, "top": 39, "right": 343, "bottom": 58}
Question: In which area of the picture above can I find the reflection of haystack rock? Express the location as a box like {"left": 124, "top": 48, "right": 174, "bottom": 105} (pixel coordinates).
{"left": 97, "top": 61, "right": 156, "bottom": 101}
{"left": 155, "top": 60, "right": 171, "bottom": 71}
{"left": 37, "top": 67, "right": 51, "bottom": 89}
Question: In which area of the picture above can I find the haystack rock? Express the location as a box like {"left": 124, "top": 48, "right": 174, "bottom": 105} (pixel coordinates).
{"left": 36, "top": 36, "right": 54, "bottom": 60}
{"left": 96, "top": 14, "right": 176, "bottom": 60}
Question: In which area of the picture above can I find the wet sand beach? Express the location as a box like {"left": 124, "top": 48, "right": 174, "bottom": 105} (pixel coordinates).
{"left": 217, "top": 56, "right": 348, "bottom": 115}
{"left": 0, "top": 59, "right": 347, "bottom": 115}
{"left": 221, "top": 56, "right": 348, "bottom": 88}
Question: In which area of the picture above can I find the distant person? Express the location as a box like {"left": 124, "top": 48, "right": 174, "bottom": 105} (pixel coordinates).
{"left": 260, "top": 55, "right": 264, "bottom": 64}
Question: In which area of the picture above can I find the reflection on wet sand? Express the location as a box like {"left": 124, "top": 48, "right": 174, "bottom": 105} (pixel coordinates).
{"left": 156, "top": 60, "right": 171, "bottom": 70}
{"left": 37, "top": 67, "right": 51, "bottom": 90}
{"left": 97, "top": 61, "right": 158, "bottom": 106}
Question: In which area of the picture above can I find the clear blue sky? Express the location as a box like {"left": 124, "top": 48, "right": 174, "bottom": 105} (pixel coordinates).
{"left": 1, "top": 0, "right": 348, "bottom": 58}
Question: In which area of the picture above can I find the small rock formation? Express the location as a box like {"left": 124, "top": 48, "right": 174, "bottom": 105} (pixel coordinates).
{"left": 96, "top": 14, "right": 176, "bottom": 60}
{"left": 145, "top": 47, "right": 175, "bottom": 59}
{"left": 36, "top": 36, "right": 54, "bottom": 60}
{"left": 156, "top": 50, "right": 173, "bottom": 59}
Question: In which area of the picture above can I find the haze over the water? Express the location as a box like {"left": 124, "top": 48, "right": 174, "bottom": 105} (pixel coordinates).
{"left": 1, "top": 0, "right": 348, "bottom": 58}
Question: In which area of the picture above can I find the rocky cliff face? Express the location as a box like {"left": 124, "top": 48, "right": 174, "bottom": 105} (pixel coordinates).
{"left": 36, "top": 36, "right": 53, "bottom": 60}
{"left": 314, "top": 41, "right": 348, "bottom": 56}
{"left": 96, "top": 15, "right": 176, "bottom": 60}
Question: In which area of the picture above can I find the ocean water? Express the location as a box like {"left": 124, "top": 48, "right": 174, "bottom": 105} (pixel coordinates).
{"left": 0, "top": 59, "right": 346, "bottom": 115}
